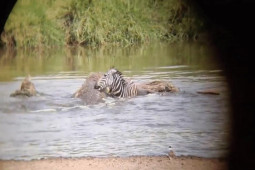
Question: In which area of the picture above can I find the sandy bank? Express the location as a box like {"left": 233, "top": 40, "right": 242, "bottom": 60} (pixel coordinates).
{"left": 0, "top": 156, "right": 227, "bottom": 170}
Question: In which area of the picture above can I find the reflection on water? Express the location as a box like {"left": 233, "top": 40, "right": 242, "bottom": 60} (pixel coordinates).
{"left": 0, "top": 42, "right": 230, "bottom": 160}
{"left": 0, "top": 42, "right": 218, "bottom": 81}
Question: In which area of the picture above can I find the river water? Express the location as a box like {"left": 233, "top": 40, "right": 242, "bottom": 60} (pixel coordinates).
{"left": 0, "top": 42, "right": 230, "bottom": 160}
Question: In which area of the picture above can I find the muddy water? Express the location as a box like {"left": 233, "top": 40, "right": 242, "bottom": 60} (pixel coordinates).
{"left": 0, "top": 42, "right": 230, "bottom": 160}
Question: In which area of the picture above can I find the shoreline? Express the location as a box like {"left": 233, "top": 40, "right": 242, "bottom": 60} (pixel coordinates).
{"left": 0, "top": 155, "right": 227, "bottom": 170}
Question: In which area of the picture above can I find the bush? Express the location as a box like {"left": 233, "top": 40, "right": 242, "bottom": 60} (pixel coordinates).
{"left": 3, "top": 0, "right": 205, "bottom": 48}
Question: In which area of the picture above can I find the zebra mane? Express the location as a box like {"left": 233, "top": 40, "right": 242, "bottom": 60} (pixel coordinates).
{"left": 108, "top": 68, "right": 122, "bottom": 76}
{"left": 109, "top": 68, "right": 128, "bottom": 85}
{"left": 114, "top": 70, "right": 122, "bottom": 76}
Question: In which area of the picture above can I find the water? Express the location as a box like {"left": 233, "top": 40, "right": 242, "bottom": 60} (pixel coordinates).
{"left": 0, "top": 42, "right": 230, "bottom": 160}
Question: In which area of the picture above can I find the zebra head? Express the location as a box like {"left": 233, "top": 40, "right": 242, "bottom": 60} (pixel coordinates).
{"left": 94, "top": 68, "right": 124, "bottom": 94}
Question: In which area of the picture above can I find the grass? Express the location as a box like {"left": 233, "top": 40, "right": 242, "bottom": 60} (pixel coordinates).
{"left": 2, "top": 0, "right": 205, "bottom": 48}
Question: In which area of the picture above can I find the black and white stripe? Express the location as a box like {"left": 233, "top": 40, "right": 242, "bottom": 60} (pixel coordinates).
{"left": 94, "top": 68, "right": 137, "bottom": 98}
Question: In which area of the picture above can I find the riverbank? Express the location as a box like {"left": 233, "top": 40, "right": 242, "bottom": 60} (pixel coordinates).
{"left": 2, "top": 0, "right": 205, "bottom": 48}
{"left": 0, "top": 156, "right": 227, "bottom": 170}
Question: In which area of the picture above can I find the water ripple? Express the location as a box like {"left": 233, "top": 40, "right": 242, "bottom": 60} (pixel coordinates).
{"left": 0, "top": 67, "right": 230, "bottom": 160}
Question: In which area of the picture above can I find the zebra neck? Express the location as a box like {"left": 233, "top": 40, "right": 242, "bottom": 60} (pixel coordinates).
{"left": 111, "top": 75, "right": 127, "bottom": 97}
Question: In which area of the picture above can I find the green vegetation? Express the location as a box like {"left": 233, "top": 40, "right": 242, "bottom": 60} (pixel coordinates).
{"left": 2, "top": 0, "right": 204, "bottom": 48}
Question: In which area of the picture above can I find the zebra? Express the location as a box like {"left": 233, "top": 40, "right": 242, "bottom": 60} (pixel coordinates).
{"left": 94, "top": 68, "right": 138, "bottom": 98}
